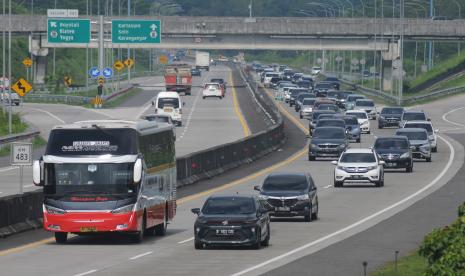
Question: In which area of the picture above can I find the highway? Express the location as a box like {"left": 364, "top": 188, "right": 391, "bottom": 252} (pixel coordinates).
{"left": 0, "top": 70, "right": 463, "bottom": 276}
{"left": 0, "top": 64, "right": 248, "bottom": 197}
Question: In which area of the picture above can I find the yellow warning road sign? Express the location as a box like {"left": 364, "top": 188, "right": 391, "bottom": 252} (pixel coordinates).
{"left": 22, "top": 57, "right": 33, "bottom": 68}
{"left": 64, "top": 76, "right": 72, "bottom": 87}
{"left": 159, "top": 55, "right": 168, "bottom": 65}
{"left": 124, "top": 58, "right": 134, "bottom": 68}
{"left": 11, "top": 78, "right": 32, "bottom": 97}
{"left": 113, "top": 60, "right": 125, "bottom": 71}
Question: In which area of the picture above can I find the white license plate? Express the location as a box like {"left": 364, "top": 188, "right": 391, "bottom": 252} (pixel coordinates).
{"left": 352, "top": 175, "right": 362, "bottom": 179}
{"left": 164, "top": 108, "right": 173, "bottom": 113}
{"left": 216, "top": 229, "right": 234, "bottom": 235}
{"left": 275, "top": 207, "right": 290, "bottom": 212}
{"left": 386, "top": 162, "right": 396, "bottom": 167}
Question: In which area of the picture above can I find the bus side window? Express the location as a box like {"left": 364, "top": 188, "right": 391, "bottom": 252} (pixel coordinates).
{"left": 159, "top": 176, "right": 164, "bottom": 192}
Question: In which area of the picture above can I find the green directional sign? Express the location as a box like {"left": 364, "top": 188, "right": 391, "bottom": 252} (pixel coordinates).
{"left": 112, "top": 20, "right": 161, "bottom": 44}
{"left": 47, "top": 18, "right": 91, "bottom": 44}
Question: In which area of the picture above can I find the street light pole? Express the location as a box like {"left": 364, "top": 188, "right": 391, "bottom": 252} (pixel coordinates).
{"left": 399, "top": 0, "right": 404, "bottom": 106}
{"left": 2, "top": 0, "right": 5, "bottom": 113}
{"left": 7, "top": 0, "right": 11, "bottom": 134}
{"left": 428, "top": 0, "right": 433, "bottom": 70}
{"left": 127, "top": 0, "right": 131, "bottom": 82}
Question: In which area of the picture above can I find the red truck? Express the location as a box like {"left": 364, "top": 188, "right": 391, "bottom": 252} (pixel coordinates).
{"left": 164, "top": 64, "right": 192, "bottom": 95}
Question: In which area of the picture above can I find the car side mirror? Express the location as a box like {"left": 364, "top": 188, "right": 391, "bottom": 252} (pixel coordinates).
{"left": 33, "top": 160, "right": 42, "bottom": 186}
{"left": 191, "top": 208, "right": 200, "bottom": 215}
{"left": 133, "top": 159, "right": 143, "bottom": 183}
{"left": 151, "top": 101, "right": 155, "bottom": 106}
{"left": 410, "top": 146, "right": 416, "bottom": 150}
{"left": 379, "top": 160, "right": 386, "bottom": 165}
{"left": 253, "top": 185, "right": 261, "bottom": 192}
{"left": 331, "top": 160, "right": 338, "bottom": 165}
{"left": 183, "top": 102, "right": 186, "bottom": 106}
{"left": 427, "top": 118, "right": 431, "bottom": 121}
{"left": 434, "top": 129, "right": 439, "bottom": 133}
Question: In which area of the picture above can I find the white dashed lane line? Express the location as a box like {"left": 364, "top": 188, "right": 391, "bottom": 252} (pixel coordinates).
{"left": 73, "top": 269, "right": 98, "bottom": 276}
{"left": 129, "top": 251, "right": 153, "bottom": 260}
{"left": 177, "top": 237, "right": 194, "bottom": 244}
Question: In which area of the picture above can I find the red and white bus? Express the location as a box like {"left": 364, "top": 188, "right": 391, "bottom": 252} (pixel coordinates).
{"left": 33, "top": 120, "right": 177, "bottom": 243}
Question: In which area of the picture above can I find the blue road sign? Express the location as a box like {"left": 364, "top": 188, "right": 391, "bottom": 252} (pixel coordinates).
{"left": 102, "top": 67, "right": 113, "bottom": 79}
{"left": 89, "top": 67, "right": 100, "bottom": 78}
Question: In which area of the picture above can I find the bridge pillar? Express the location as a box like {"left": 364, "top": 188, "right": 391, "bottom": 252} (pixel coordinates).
{"left": 29, "top": 35, "right": 49, "bottom": 84}
{"left": 381, "top": 41, "right": 400, "bottom": 92}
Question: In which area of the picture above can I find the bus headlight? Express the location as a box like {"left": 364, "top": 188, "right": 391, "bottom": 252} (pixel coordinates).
{"left": 44, "top": 205, "right": 66, "bottom": 215}
{"left": 111, "top": 204, "right": 135, "bottom": 214}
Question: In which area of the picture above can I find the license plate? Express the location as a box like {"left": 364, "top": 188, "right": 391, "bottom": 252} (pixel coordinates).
{"left": 386, "top": 163, "right": 396, "bottom": 167}
{"left": 164, "top": 108, "right": 173, "bottom": 113}
{"left": 80, "top": 227, "right": 97, "bottom": 232}
{"left": 216, "top": 229, "right": 234, "bottom": 235}
{"left": 275, "top": 207, "right": 290, "bottom": 212}
{"left": 352, "top": 175, "right": 362, "bottom": 179}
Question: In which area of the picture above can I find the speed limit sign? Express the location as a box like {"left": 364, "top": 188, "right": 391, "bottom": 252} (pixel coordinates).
{"left": 11, "top": 142, "right": 32, "bottom": 165}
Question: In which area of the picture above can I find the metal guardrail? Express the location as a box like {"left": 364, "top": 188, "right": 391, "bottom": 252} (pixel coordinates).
{"left": 0, "top": 129, "right": 40, "bottom": 145}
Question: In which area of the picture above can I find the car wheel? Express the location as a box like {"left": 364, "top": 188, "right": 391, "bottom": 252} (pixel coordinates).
{"left": 367, "top": 130, "right": 371, "bottom": 134}
{"left": 334, "top": 180, "right": 343, "bottom": 188}
{"left": 154, "top": 209, "right": 168, "bottom": 236}
{"left": 406, "top": 165, "right": 413, "bottom": 173}
{"left": 308, "top": 155, "right": 315, "bottom": 161}
{"left": 432, "top": 146, "right": 438, "bottom": 153}
{"left": 194, "top": 239, "right": 203, "bottom": 250}
{"left": 300, "top": 114, "right": 303, "bottom": 119}
{"left": 311, "top": 201, "right": 319, "bottom": 220}
{"left": 261, "top": 224, "right": 270, "bottom": 246}
{"left": 304, "top": 205, "right": 313, "bottom": 222}
{"left": 131, "top": 214, "right": 146, "bottom": 243}
{"left": 426, "top": 157, "right": 432, "bottom": 162}
{"left": 54, "top": 232, "right": 68, "bottom": 244}
{"left": 252, "top": 228, "right": 262, "bottom": 250}
{"left": 356, "top": 137, "right": 361, "bottom": 143}
{"left": 378, "top": 124, "right": 383, "bottom": 129}
{"left": 202, "top": 96, "right": 206, "bottom": 99}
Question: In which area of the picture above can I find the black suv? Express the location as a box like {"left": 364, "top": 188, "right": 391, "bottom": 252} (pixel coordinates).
{"left": 378, "top": 107, "right": 405, "bottom": 129}
{"left": 254, "top": 172, "right": 318, "bottom": 222}
{"left": 309, "top": 110, "right": 337, "bottom": 135}
{"left": 374, "top": 136, "right": 413, "bottom": 172}
{"left": 309, "top": 126, "right": 348, "bottom": 161}
{"left": 191, "top": 195, "right": 270, "bottom": 249}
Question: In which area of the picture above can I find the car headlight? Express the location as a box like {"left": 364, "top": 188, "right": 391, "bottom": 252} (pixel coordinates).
{"left": 337, "top": 165, "right": 347, "bottom": 171}
{"left": 44, "top": 205, "right": 66, "bottom": 215}
{"left": 400, "top": 152, "right": 410, "bottom": 159}
{"left": 339, "top": 144, "right": 347, "bottom": 149}
{"left": 259, "top": 194, "right": 269, "bottom": 200}
{"left": 296, "top": 194, "right": 309, "bottom": 200}
{"left": 361, "top": 121, "right": 369, "bottom": 126}
{"left": 379, "top": 116, "right": 385, "bottom": 120}
{"left": 428, "top": 135, "right": 435, "bottom": 141}
{"left": 111, "top": 204, "right": 135, "bottom": 214}
{"left": 367, "top": 165, "right": 377, "bottom": 171}
{"left": 311, "top": 143, "right": 318, "bottom": 148}
{"left": 420, "top": 144, "right": 430, "bottom": 151}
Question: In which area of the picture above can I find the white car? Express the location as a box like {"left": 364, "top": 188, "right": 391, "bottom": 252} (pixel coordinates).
{"left": 354, "top": 99, "right": 377, "bottom": 120}
{"left": 402, "top": 120, "right": 438, "bottom": 152}
{"left": 154, "top": 91, "right": 183, "bottom": 126}
{"left": 311, "top": 66, "right": 322, "bottom": 75}
{"left": 299, "top": 98, "right": 316, "bottom": 119}
{"left": 332, "top": 148, "right": 385, "bottom": 187}
{"left": 346, "top": 110, "right": 370, "bottom": 134}
{"left": 263, "top": 72, "right": 280, "bottom": 87}
{"left": 202, "top": 83, "right": 223, "bottom": 99}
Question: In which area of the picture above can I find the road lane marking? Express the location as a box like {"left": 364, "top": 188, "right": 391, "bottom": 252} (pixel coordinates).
{"left": 0, "top": 166, "right": 17, "bottom": 173}
{"left": 442, "top": 106, "right": 465, "bottom": 128}
{"left": 323, "top": 185, "right": 333, "bottom": 189}
{"left": 0, "top": 238, "right": 55, "bottom": 257}
{"left": 74, "top": 269, "right": 98, "bottom": 276}
{"left": 231, "top": 72, "right": 251, "bottom": 137}
{"left": 24, "top": 184, "right": 35, "bottom": 188}
{"left": 178, "top": 81, "right": 202, "bottom": 141}
{"left": 27, "top": 108, "right": 65, "bottom": 124}
{"left": 177, "top": 237, "right": 194, "bottom": 244}
{"left": 129, "top": 251, "right": 153, "bottom": 260}
{"left": 230, "top": 134, "right": 455, "bottom": 276}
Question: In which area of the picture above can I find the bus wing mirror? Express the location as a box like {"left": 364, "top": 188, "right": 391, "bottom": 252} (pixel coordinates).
{"left": 133, "top": 159, "right": 143, "bottom": 183}
{"left": 33, "top": 160, "right": 42, "bottom": 186}
{"left": 151, "top": 101, "right": 155, "bottom": 106}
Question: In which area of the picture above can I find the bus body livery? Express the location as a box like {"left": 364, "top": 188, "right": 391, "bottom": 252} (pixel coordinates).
{"left": 33, "top": 120, "right": 176, "bottom": 243}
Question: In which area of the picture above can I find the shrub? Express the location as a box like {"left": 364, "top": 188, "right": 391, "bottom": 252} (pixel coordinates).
{"left": 458, "top": 201, "right": 465, "bottom": 217}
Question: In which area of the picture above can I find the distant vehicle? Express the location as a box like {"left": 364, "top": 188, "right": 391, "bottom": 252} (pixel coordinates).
{"left": 190, "top": 68, "right": 201, "bottom": 76}
{"left": 1, "top": 91, "right": 20, "bottom": 106}
{"left": 374, "top": 136, "right": 414, "bottom": 172}
{"left": 354, "top": 99, "right": 377, "bottom": 120}
{"left": 254, "top": 172, "right": 319, "bottom": 221}
{"left": 292, "top": 72, "right": 304, "bottom": 83}
{"left": 299, "top": 98, "right": 317, "bottom": 119}
{"left": 202, "top": 82, "right": 224, "bottom": 99}
{"left": 431, "top": 16, "right": 451, "bottom": 20}
{"left": 288, "top": 88, "right": 310, "bottom": 106}
{"left": 315, "top": 103, "right": 340, "bottom": 113}
{"left": 32, "top": 120, "right": 177, "bottom": 243}
{"left": 195, "top": 51, "right": 210, "bottom": 71}
{"left": 295, "top": 93, "right": 315, "bottom": 112}
{"left": 378, "top": 107, "right": 405, "bottom": 129}
{"left": 402, "top": 120, "right": 438, "bottom": 152}
{"left": 396, "top": 128, "right": 432, "bottom": 162}
{"left": 309, "top": 110, "right": 337, "bottom": 134}
{"left": 332, "top": 148, "right": 385, "bottom": 187}
{"left": 400, "top": 110, "right": 428, "bottom": 128}
{"left": 309, "top": 126, "right": 348, "bottom": 161}
{"left": 282, "top": 70, "right": 295, "bottom": 81}
{"left": 263, "top": 72, "right": 280, "bottom": 87}
{"left": 164, "top": 64, "right": 192, "bottom": 95}
{"left": 325, "top": 77, "right": 340, "bottom": 90}
{"left": 327, "top": 90, "right": 351, "bottom": 109}
{"left": 311, "top": 66, "right": 322, "bottom": 75}
{"left": 191, "top": 195, "right": 270, "bottom": 249}
{"left": 297, "top": 80, "right": 312, "bottom": 89}
{"left": 346, "top": 110, "right": 370, "bottom": 134}
{"left": 345, "top": 94, "right": 366, "bottom": 110}
{"left": 316, "top": 118, "right": 345, "bottom": 129}
{"left": 313, "top": 99, "right": 336, "bottom": 110}
{"left": 313, "top": 82, "right": 334, "bottom": 97}
{"left": 153, "top": 91, "right": 183, "bottom": 126}
{"left": 210, "top": 78, "right": 227, "bottom": 94}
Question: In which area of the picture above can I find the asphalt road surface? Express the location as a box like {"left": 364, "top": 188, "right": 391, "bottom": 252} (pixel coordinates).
{"left": 0, "top": 78, "right": 463, "bottom": 276}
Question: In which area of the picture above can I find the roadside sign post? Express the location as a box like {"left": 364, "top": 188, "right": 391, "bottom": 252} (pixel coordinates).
{"left": 22, "top": 58, "right": 33, "bottom": 82}
{"left": 113, "top": 60, "right": 125, "bottom": 90}
{"left": 10, "top": 142, "right": 33, "bottom": 194}
{"left": 47, "top": 18, "right": 91, "bottom": 44}
{"left": 11, "top": 78, "right": 32, "bottom": 97}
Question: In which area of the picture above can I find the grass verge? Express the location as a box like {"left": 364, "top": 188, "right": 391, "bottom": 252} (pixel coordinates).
{"left": 371, "top": 251, "right": 428, "bottom": 276}
{"left": 102, "top": 87, "right": 143, "bottom": 108}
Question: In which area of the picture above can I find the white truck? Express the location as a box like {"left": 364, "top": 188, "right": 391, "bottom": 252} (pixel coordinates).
{"left": 196, "top": 51, "right": 210, "bottom": 71}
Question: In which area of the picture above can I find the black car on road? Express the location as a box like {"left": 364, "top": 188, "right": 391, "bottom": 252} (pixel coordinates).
{"left": 378, "top": 107, "right": 405, "bottom": 129}
{"left": 255, "top": 172, "right": 318, "bottom": 222}
{"left": 374, "top": 136, "right": 413, "bottom": 172}
{"left": 191, "top": 68, "right": 201, "bottom": 76}
{"left": 191, "top": 195, "right": 270, "bottom": 249}
{"left": 309, "top": 126, "right": 349, "bottom": 161}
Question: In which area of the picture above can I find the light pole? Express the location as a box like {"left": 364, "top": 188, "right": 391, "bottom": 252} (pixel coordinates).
{"left": 8, "top": 0, "right": 11, "bottom": 133}
{"left": 399, "top": 0, "right": 404, "bottom": 106}
{"left": 428, "top": 0, "right": 433, "bottom": 70}
{"left": 450, "top": 0, "right": 462, "bottom": 55}
{"left": 249, "top": 0, "right": 253, "bottom": 18}
{"left": 2, "top": 0, "right": 5, "bottom": 113}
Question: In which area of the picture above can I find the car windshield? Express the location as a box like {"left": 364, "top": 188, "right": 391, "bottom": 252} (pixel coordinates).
{"left": 158, "top": 97, "right": 179, "bottom": 109}
{"left": 404, "top": 123, "right": 433, "bottom": 133}
{"left": 327, "top": 92, "right": 345, "bottom": 99}
{"left": 302, "top": 99, "right": 316, "bottom": 105}
{"left": 202, "top": 197, "right": 256, "bottom": 215}
{"left": 340, "top": 153, "right": 376, "bottom": 163}
{"left": 312, "top": 112, "right": 334, "bottom": 120}
{"left": 347, "top": 112, "right": 367, "bottom": 119}
{"left": 262, "top": 174, "right": 308, "bottom": 191}
{"left": 344, "top": 117, "right": 359, "bottom": 125}
{"left": 403, "top": 112, "right": 427, "bottom": 121}
{"left": 397, "top": 131, "right": 428, "bottom": 140}
{"left": 382, "top": 108, "right": 404, "bottom": 115}
{"left": 317, "top": 120, "right": 345, "bottom": 128}
{"left": 374, "top": 139, "right": 409, "bottom": 149}
{"left": 315, "top": 83, "right": 332, "bottom": 89}
{"left": 146, "top": 116, "right": 169, "bottom": 123}
{"left": 347, "top": 96, "right": 364, "bottom": 102}
{"left": 356, "top": 100, "right": 375, "bottom": 107}
{"left": 313, "top": 128, "right": 345, "bottom": 139}
{"left": 210, "top": 79, "right": 224, "bottom": 84}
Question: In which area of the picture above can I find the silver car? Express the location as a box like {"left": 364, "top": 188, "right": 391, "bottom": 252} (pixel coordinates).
{"left": 395, "top": 128, "right": 431, "bottom": 162}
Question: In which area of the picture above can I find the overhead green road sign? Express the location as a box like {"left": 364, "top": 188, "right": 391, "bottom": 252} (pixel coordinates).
{"left": 47, "top": 18, "right": 91, "bottom": 44}
{"left": 112, "top": 20, "right": 161, "bottom": 44}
